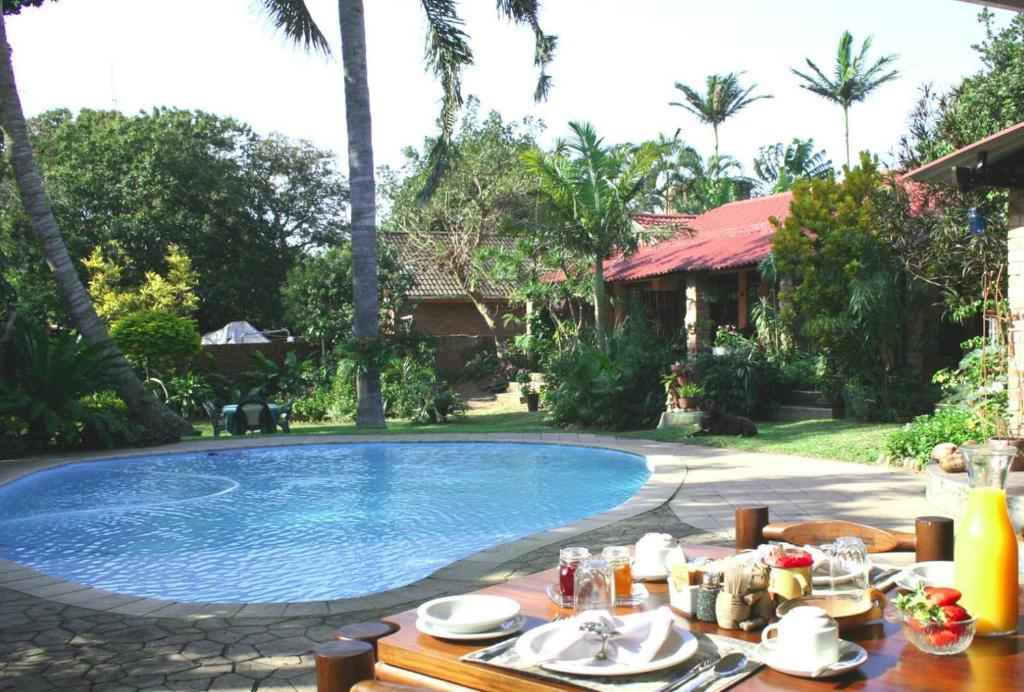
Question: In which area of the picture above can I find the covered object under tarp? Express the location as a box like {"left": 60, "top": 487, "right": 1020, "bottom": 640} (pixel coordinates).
{"left": 201, "top": 321, "right": 270, "bottom": 344}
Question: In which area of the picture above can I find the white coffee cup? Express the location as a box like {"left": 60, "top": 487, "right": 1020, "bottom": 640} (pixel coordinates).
{"left": 761, "top": 606, "right": 839, "bottom": 670}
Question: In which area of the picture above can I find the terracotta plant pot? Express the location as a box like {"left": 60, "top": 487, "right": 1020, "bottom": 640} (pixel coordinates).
{"left": 525, "top": 392, "right": 540, "bottom": 412}
{"left": 679, "top": 397, "right": 697, "bottom": 410}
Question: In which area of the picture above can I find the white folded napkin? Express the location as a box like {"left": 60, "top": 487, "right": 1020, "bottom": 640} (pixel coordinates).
{"left": 535, "top": 607, "right": 675, "bottom": 666}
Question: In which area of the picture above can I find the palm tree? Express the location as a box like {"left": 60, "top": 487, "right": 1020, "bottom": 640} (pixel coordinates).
{"left": 264, "top": 0, "right": 555, "bottom": 427}
{"left": 752, "top": 138, "right": 832, "bottom": 196}
{"left": 647, "top": 137, "right": 753, "bottom": 213}
{"left": 670, "top": 73, "right": 772, "bottom": 159}
{"left": 0, "top": 8, "right": 194, "bottom": 442}
{"left": 792, "top": 31, "right": 898, "bottom": 168}
{"left": 523, "top": 122, "right": 661, "bottom": 353}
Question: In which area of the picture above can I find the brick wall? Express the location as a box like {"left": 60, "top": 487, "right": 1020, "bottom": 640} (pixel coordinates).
{"left": 197, "top": 341, "right": 315, "bottom": 383}
{"left": 406, "top": 299, "right": 524, "bottom": 372}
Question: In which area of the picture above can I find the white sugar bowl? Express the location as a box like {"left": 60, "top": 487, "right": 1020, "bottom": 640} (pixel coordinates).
{"left": 634, "top": 533, "right": 675, "bottom": 576}
{"left": 761, "top": 605, "right": 839, "bottom": 670}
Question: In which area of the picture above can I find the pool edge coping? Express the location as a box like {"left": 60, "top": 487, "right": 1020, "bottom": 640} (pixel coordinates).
{"left": 0, "top": 433, "right": 687, "bottom": 618}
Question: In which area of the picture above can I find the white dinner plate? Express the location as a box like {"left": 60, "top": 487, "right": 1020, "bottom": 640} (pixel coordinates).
{"left": 415, "top": 614, "right": 526, "bottom": 641}
{"left": 515, "top": 620, "right": 699, "bottom": 676}
{"left": 755, "top": 639, "right": 866, "bottom": 679}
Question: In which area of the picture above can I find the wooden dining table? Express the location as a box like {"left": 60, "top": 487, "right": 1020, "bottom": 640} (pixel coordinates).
{"left": 374, "top": 543, "right": 1024, "bottom": 690}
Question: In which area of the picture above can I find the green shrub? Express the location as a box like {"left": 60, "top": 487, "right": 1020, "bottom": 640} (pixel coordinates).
{"left": 292, "top": 385, "right": 334, "bottom": 422}
{"left": 0, "top": 319, "right": 122, "bottom": 448}
{"left": 165, "top": 371, "right": 215, "bottom": 418}
{"left": 882, "top": 407, "right": 995, "bottom": 468}
{"left": 695, "top": 347, "right": 785, "bottom": 420}
{"left": 244, "top": 350, "right": 307, "bottom": 399}
{"left": 544, "top": 315, "right": 671, "bottom": 430}
{"left": 110, "top": 309, "right": 200, "bottom": 375}
{"left": 78, "top": 391, "right": 141, "bottom": 448}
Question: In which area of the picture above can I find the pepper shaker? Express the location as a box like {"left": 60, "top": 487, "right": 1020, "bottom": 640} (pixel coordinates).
{"left": 696, "top": 570, "right": 722, "bottom": 622}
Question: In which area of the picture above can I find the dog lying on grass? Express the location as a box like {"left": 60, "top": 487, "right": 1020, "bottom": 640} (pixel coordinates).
{"left": 696, "top": 400, "right": 758, "bottom": 437}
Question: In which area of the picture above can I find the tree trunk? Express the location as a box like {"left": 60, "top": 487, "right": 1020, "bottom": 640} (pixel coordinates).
{"left": 0, "top": 14, "right": 192, "bottom": 443}
{"left": 468, "top": 295, "right": 506, "bottom": 360}
{"left": 593, "top": 255, "right": 607, "bottom": 354}
{"left": 339, "top": 0, "right": 385, "bottom": 427}
{"left": 843, "top": 106, "right": 850, "bottom": 170}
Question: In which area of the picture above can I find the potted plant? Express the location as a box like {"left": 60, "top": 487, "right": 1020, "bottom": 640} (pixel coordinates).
{"left": 677, "top": 382, "right": 703, "bottom": 411}
{"left": 520, "top": 382, "right": 540, "bottom": 412}
{"left": 517, "top": 370, "right": 540, "bottom": 412}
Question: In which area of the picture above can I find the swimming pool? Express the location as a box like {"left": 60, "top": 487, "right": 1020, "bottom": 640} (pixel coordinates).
{"left": 0, "top": 443, "right": 649, "bottom": 602}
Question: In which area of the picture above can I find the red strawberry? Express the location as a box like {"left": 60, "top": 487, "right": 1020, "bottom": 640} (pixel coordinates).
{"left": 928, "top": 628, "right": 960, "bottom": 647}
{"left": 941, "top": 605, "right": 970, "bottom": 622}
{"left": 924, "top": 587, "right": 961, "bottom": 607}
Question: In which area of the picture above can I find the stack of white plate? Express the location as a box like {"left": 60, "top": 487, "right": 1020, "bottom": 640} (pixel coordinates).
{"left": 415, "top": 595, "right": 525, "bottom": 640}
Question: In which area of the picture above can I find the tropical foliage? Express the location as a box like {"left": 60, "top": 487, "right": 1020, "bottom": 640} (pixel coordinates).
{"left": 670, "top": 72, "right": 772, "bottom": 158}
{"left": 84, "top": 242, "right": 200, "bottom": 322}
{"left": 0, "top": 319, "right": 132, "bottom": 449}
{"left": 523, "top": 122, "right": 662, "bottom": 352}
{"left": 109, "top": 310, "right": 201, "bottom": 378}
{"left": 752, "top": 139, "right": 832, "bottom": 196}
{"left": 792, "top": 31, "right": 899, "bottom": 167}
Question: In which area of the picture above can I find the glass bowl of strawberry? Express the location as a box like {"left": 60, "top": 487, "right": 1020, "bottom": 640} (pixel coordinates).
{"left": 887, "top": 585, "right": 977, "bottom": 655}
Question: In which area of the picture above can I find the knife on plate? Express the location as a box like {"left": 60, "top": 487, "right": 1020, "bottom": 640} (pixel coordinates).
{"left": 653, "top": 653, "right": 721, "bottom": 692}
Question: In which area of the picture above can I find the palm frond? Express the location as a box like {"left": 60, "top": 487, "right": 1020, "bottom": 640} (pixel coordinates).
{"left": 258, "top": 0, "right": 331, "bottom": 55}
{"left": 495, "top": 0, "right": 557, "bottom": 102}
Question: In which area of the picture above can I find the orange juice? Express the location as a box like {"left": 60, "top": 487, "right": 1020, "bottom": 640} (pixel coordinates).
{"left": 954, "top": 486, "right": 1019, "bottom": 636}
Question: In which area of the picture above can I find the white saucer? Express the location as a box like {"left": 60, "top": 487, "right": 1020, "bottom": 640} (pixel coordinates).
{"left": 755, "top": 639, "right": 866, "bottom": 679}
{"left": 415, "top": 614, "right": 526, "bottom": 641}
{"left": 516, "top": 620, "right": 699, "bottom": 676}
{"left": 632, "top": 566, "right": 669, "bottom": 582}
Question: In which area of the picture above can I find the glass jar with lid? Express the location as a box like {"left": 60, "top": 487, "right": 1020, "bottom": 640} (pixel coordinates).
{"left": 559, "top": 547, "right": 590, "bottom": 597}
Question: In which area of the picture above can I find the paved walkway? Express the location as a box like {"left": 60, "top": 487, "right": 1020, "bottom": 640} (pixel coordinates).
{"left": 0, "top": 434, "right": 940, "bottom": 691}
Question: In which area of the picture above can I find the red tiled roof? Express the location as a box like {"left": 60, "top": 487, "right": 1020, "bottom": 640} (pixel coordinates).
{"left": 632, "top": 212, "right": 696, "bottom": 230}
{"left": 604, "top": 192, "right": 793, "bottom": 281}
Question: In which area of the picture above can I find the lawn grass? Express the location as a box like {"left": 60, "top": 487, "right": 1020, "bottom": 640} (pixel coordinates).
{"left": 623, "top": 419, "right": 900, "bottom": 464}
{"left": 186, "top": 408, "right": 552, "bottom": 440}
{"left": 188, "top": 407, "right": 898, "bottom": 465}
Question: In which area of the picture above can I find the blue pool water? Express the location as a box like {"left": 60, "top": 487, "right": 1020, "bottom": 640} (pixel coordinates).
{"left": 0, "top": 443, "right": 649, "bottom": 602}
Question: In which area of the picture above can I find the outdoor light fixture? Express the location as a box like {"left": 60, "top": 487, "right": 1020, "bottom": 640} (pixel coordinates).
{"left": 968, "top": 206, "right": 986, "bottom": 236}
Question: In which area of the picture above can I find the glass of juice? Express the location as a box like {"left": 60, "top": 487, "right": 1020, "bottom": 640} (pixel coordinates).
{"left": 559, "top": 547, "right": 590, "bottom": 597}
{"left": 602, "top": 546, "right": 633, "bottom": 599}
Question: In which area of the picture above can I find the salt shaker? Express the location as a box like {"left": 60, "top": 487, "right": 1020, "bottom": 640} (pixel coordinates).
{"left": 696, "top": 570, "right": 722, "bottom": 622}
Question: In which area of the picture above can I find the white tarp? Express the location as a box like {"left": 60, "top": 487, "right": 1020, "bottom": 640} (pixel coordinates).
{"left": 201, "top": 321, "right": 270, "bottom": 344}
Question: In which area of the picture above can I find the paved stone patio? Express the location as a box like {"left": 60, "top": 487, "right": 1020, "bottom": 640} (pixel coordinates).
{"left": 0, "top": 434, "right": 941, "bottom": 691}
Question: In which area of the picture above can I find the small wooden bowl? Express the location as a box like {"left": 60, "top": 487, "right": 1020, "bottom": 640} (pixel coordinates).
{"left": 776, "top": 588, "right": 887, "bottom": 634}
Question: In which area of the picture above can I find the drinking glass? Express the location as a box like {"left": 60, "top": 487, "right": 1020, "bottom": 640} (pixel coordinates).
{"left": 573, "top": 558, "right": 615, "bottom": 615}
{"left": 822, "top": 537, "right": 868, "bottom": 601}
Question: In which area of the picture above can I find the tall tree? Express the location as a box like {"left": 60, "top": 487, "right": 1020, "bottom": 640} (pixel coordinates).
{"left": 385, "top": 107, "right": 540, "bottom": 358}
{"left": 752, "top": 138, "right": 832, "bottom": 196}
{"left": 670, "top": 72, "right": 772, "bottom": 159}
{"left": 645, "top": 136, "right": 753, "bottom": 213}
{"left": 0, "top": 8, "right": 194, "bottom": 442}
{"left": 523, "top": 122, "right": 661, "bottom": 353}
{"left": 264, "top": 0, "right": 556, "bottom": 427}
{"left": 792, "top": 31, "right": 899, "bottom": 168}
{"left": 1, "top": 108, "right": 347, "bottom": 331}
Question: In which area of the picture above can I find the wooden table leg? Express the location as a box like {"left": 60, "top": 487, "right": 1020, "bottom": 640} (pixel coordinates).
{"left": 316, "top": 639, "right": 374, "bottom": 692}
{"left": 915, "top": 516, "right": 954, "bottom": 562}
{"left": 735, "top": 505, "right": 769, "bottom": 551}
{"left": 335, "top": 621, "right": 399, "bottom": 656}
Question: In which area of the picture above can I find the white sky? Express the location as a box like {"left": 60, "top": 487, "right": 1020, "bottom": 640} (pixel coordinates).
{"left": 4, "top": 1, "right": 1018, "bottom": 181}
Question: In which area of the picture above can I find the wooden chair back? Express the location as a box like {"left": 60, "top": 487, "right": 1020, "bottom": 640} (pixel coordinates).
{"left": 761, "top": 520, "right": 915, "bottom": 553}
{"left": 735, "top": 505, "right": 954, "bottom": 561}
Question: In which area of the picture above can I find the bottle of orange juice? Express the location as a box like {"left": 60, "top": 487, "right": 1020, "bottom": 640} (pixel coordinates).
{"left": 955, "top": 441, "right": 1019, "bottom": 636}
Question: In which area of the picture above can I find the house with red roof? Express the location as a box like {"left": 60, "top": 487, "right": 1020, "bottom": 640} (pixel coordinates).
{"left": 605, "top": 192, "right": 793, "bottom": 353}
